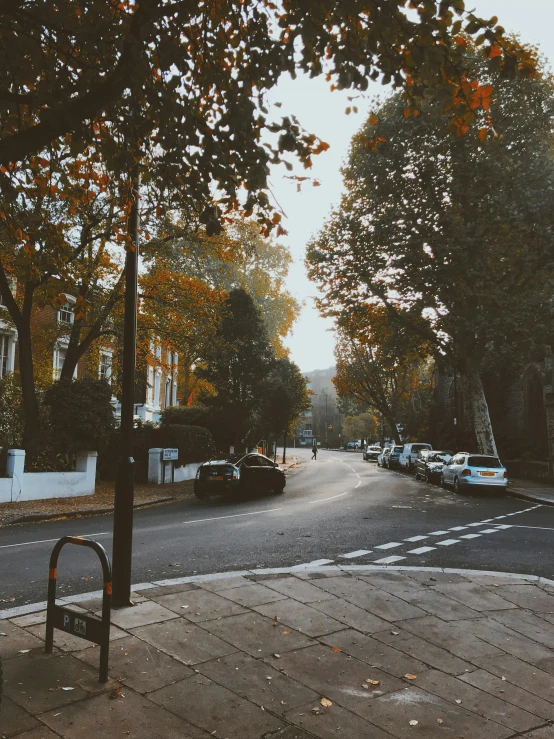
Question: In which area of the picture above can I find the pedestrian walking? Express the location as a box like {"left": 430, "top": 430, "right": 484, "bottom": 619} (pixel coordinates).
{"left": 311, "top": 444, "right": 318, "bottom": 460}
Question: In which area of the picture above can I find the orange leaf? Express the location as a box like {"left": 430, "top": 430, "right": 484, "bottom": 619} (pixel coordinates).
{"left": 331, "top": 647, "right": 341, "bottom": 653}
{"left": 454, "top": 36, "right": 467, "bottom": 46}
{"left": 369, "top": 115, "right": 378, "bottom": 125}
{"left": 489, "top": 45, "right": 502, "bottom": 59}
{"left": 478, "top": 128, "right": 488, "bottom": 142}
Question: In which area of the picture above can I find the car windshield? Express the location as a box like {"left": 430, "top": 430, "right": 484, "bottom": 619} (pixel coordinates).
{"left": 411, "top": 444, "right": 430, "bottom": 453}
{"left": 369, "top": 446, "right": 381, "bottom": 451}
{"left": 468, "top": 456, "right": 502, "bottom": 468}
{"left": 393, "top": 446, "right": 403, "bottom": 453}
{"left": 430, "top": 453, "right": 450, "bottom": 463}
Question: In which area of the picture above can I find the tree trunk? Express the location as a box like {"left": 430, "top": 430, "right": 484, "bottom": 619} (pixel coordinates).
{"left": 459, "top": 360, "right": 497, "bottom": 456}
{"left": 386, "top": 417, "right": 402, "bottom": 444}
{"left": 282, "top": 431, "right": 287, "bottom": 464}
{"left": 18, "top": 321, "right": 41, "bottom": 463}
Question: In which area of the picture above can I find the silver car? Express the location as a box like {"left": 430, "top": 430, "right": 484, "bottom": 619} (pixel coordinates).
{"left": 441, "top": 453, "right": 508, "bottom": 494}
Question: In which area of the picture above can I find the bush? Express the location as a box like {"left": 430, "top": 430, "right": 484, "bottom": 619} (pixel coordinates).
{"left": 0, "top": 374, "right": 23, "bottom": 475}
{"left": 160, "top": 405, "right": 210, "bottom": 427}
{"left": 44, "top": 378, "right": 115, "bottom": 456}
{"left": 157, "top": 424, "right": 214, "bottom": 466}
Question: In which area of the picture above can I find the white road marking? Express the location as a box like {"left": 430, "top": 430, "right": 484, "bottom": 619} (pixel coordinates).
{"left": 182, "top": 508, "right": 282, "bottom": 525}
{"left": 407, "top": 546, "right": 436, "bottom": 555}
{"left": 459, "top": 534, "right": 482, "bottom": 539}
{"left": 480, "top": 519, "right": 494, "bottom": 523}
{"left": 435, "top": 539, "right": 460, "bottom": 546}
{"left": 355, "top": 480, "right": 362, "bottom": 488}
{"left": 449, "top": 526, "right": 468, "bottom": 531}
{"left": 0, "top": 532, "right": 109, "bottom": 550}
{"left": 428, "top": 531, "right": 450, "bottom": 536}
{"left": 479, "top": 528, "right": 502, "bottom": 534}
{"left": 467, "top": 522, "right": 487, "bottom": 527}
{"left": 302, "top": 559, "right": 335, "bottom": 566}
{"left": 340, "top": 550, "right": 372, "bottom": 559}
{"left": 509, "top": 525, "right": 554, "bottom": 531}
{"left": 493, "top": 525, "right": 513, "bottom": 530}
{"left": 494, "top": 516, "right": 507, "bottom": 519}
{"left": 309, "top": 492, "right": 349, "bottom": 504}
{"left": 373, "top": 555, "right": 406, "bottom": 564}
{"left": 374, "top": 542, "right": 403, "bottom": 550}
{"left": 405, "top": 535, "right": 429, "bottom": 542}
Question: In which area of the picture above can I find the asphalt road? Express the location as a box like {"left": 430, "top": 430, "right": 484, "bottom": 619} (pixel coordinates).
{"left": 1, "top": 448, "right": 553, "bottom": 610}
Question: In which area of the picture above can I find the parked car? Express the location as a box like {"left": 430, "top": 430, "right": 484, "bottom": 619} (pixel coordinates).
{"left": 398, "top": 442, "right": 432, "bottom": 472}
{"left": 415, "top": 450, "right": 453, "bottom": 483}
{"left": 377, "top": 447, "right": 390, "bottom": 467}
{"left": 194, "top": 453, "right": 286, "bottom": 499}
{"left": 441, "top": 453, "right": 508, "bottom": 494}
{"left": 385, "top": 445, "right": 404, "bottom": 469}
{"left": 346, "top": 441, "right": 359, "bottom": 450}
{"left": 363, "top": 445, "right": 382, "bottom": 462}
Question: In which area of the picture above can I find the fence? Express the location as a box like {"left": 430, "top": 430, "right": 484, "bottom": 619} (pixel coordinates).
{"left": 0, "top": 449, "right": 97, "bottom": 503}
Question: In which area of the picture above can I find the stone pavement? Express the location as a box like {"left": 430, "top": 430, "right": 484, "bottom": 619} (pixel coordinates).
{"left": 2, "top": 566, "right": 554, "bottom": 739}
{"left": 509, "top": 479, "right": 554, "bottom": 507}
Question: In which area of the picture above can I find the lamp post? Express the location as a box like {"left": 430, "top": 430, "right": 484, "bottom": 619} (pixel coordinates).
{"left": 112, "top": 170, "right": 140, "bottom": 608}
{"left": 322, "top": 389, "right": 329, "bottom": 448}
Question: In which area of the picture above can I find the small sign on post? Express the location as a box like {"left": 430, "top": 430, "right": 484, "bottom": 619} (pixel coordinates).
{"left": 162, "top": 448, "right": 178, "bottom": 461}
{"left": 45, "top": 536, "right": 112, "bottom": 682}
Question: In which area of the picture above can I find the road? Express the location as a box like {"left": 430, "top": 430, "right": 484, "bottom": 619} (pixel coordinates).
{"left": 1, "top": 448, "right": 553, "bottom": 610}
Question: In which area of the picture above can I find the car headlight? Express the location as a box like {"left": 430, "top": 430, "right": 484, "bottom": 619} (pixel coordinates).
{"left": 431, "top": 466, "right": 441, "bottom": 472}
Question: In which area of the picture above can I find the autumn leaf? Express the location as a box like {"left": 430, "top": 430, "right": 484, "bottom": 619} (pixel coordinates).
{"left": 478, "top": 128, "right": 488, "bottom": 142}
{"left": 404, "top": 673, "right": 417, "bottom": 680}
{"left": 320, "top": 697, "right": 332, "bottom": 707}
{"left": 489, "top": 45, "right": 502, "bottom": 59}
{"left": 331, "top": 647, "right": 341, "bottom": 653}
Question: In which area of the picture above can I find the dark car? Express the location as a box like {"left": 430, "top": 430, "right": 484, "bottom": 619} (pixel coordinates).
{"left": 415, "top": 450, "right": 453, "bottom": 483}
{"left": 194, "top": 453, "right": 285, "bottom": 499}
{"left": 385, "top": 445, "right": 404, "bottom": 469}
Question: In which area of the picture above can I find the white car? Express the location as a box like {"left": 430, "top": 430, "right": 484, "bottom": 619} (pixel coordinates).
{"left": 363, "top": 445, "right": 382, "bottom": 462}
{"left": 398, "top": 443, "right": 432, "bottom": 472}
{"left": 377, "top": 447, "right": 390, "bottom": 467}
{"left": 441, "top": 453, "right": 508, "bottom": 494}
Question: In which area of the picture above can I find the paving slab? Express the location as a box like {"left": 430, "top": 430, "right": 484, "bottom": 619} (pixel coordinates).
{"left": 407, "top": 571, "right": 469, "bottom": 585}
{"left": 432, "top": 581, "right": 519, "bottom": 611}
{"left": 518, "top": 727, "right": 554, "bottom": 738}
{"left": 197, "top": 651, "right": 318, "bottom": 714}
{"left": 261, "top": 577, "right": 337, "bottom": 603}
{"left": 130, "top": 618, "right": 237, "bottom": 665}
{"left": 39, "top": 686, "right": 212, "bottom": 738}
{"left": 140, "top": 582, "right": 201, "bottom": 597}
{"left": 199, "top": 611, "right": 314, "bottom": 657}
{"left": 470, "top": 652, "right": 554, "bottom": 703}
{"left": 395, "top": 615, "right": 505, "bottom": 661}
{"left": 309, "top": 596, "right": 391, "bottom": 634}
{"left": 319, "top": 630, "right": 426, "bottom": 678}
{"left": 390, "top": 588, "right": 482, "bottom": 621}
{"left": 0, "top": 695, "right": 39, "bottom": 736}
{"left": 109, "top": 600, "right": 178, "bottom": 629}
{"left": 3, "top": 652, "right": 112, "bottom": 714}
{"left": 73, "top": 634, "right": 194, "bottom": 693}
{"left": 270, "top": 727, "right": 320, "bottom": 739}
{"left": 355, "top": 686, "right": 513, "bottom": 739}
{"left": 198, "top": 575, "right": 253, "bottom": 591}
{"left": 7, "top": 728, "right": 61, "bottom": 739}
{"left": 487, "top": 608, "right": 554, "bottom": 650}
{"left": 10, "top": 611, "right": 48, "bottom": 628}
{"left": 492, "top": 584, "right": 554, "bottom": 612}
{"left": 266, "top": 643, "right": 405, "bottom": 718}
{"left": 255, "top": 599, "right": 345, "bottom": 637}
{"left": 152, "top": 588, "right": 248, "bottom": 622}
{"left": 0, "top": 620, "right": 44, "bottom": 660}
{"left": 306, "top": 575, "right": 377, "bottom": 605}
{"left": 285, "top": 699, "right": 395, "bottom": 739}
{"left": 414, "top": 668, "right": 544, "bottom": 733}
{"left": 371, "top": 630, "right": 473, "bottom": 675}
{"left": 455, "top": 617, "right": 554, "bottom": 666}
{"left": 217, "top": 582, "right": 289, "bottom": 607}
{"left": 149, "top": 673, "right": 283, "bottom": 738}
{"left": 460, "top": 668, "right": 554, "bottom": 721}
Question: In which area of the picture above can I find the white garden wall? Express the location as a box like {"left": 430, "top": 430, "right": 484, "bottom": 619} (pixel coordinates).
{"left": 148, "top": 448, "right": 201, "bottom": 484}
{"left": 0, "top": 450, "right": 97, "bottom": 503}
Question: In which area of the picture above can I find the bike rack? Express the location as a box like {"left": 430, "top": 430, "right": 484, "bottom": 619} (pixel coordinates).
{"left": 45, "top": 536, "right": 112, "bottom": 682}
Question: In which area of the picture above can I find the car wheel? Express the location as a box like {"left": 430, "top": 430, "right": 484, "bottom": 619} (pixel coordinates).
{"left": 425, "top": 469, "right": 430, "bottom": 484}
{"left": 414, "top": 468, "right": 420, "bottom": 480}
{"left": 194, "top": 489, "right": 208, "bottom": 500}
{"left": 275, "top": 481, "right": 286, "bottom": 493}
{"left": 407, "top": 458, "right": 412, "bottom": 473}
{"left": 453, "top": 477, "right": 460, "bottom": 494}
{"left": 440, "top": 473, "right": 445, "bottom": 488}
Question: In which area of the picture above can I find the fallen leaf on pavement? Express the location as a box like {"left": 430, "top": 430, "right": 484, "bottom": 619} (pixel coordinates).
{"left": 455, "top": 699, "right": 462, "bottom": 704}
{"left": 331, "top": 647, "right": 341, "bottom": 653}
{"left": 362, "top": 684, "right": 369, "bottom": 690}
{"left": 0, "top": 632, "right": 7, "bottom": 636}
{"left": 110, "top": 687, "right": 123, "bottom": 700}
{"left": 391, "top": 631, "right": 399, "bottom": 636}
{"left": 18, "top": 650, "right": 31, "bottom": 654}
{"left": 367, "top": 679, "right": 380, "bottom": 686}
{"left": 281, "top": 630, "right": 290, "bottom": 635}
{"left": 404, "top": 674, "right": 417, "bottom": 680}
{"left": 61, "top": 687, "right": 74, "bottom": 691}
{"left": 273, "top": 653, "right": 281, "bottom": 658}
{"left": 409, "top": 720, "right": 418, "bottom": 726}
{"left": 501, "top": 676, "right": 506, "bottom": 681}
{"left": 436, "top": 718, "right": 444, "bottom": 724}
{"left": 320, "top": 698, "right": 332, "bottom": 707}
{"left": 274, "top": 616, "right": 279, "bottom": 622}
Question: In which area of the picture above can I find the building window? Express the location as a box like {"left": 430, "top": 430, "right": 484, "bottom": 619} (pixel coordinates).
{"left": 53, "top": 346, "right": 67, "bottom": 379}
{"left": 0, "top": 335, "right": 9, "bottom": 377}
{"left": 58, "top": 303, "right": 74, "bottom": 325}
{"left": 99, "top": 353, "right": 112, "bottom": 382}
{"left": 155, "top": 342, "right": 162, "bottom": 360}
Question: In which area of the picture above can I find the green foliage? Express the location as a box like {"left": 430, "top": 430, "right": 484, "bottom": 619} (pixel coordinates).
{"left": 0, "top": 374, "right": 23, "bottom": 474}
{"left": 343, "top": 412, "right": 377, "bottom": 443}
{"left": 43, "top": 378, "right": 115, "bottom": 456}
{"left": 160, "top": 406, "right": 210, "bottom": 428}
{"left": 157, "top": 425, "right": 214, "bottom": 466}
{"left": 260, "top": 358, "right": 311, "bottom": 438}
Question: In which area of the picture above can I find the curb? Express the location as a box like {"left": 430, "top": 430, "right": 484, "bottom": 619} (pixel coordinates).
{"left": 508, "top": 488, "right": 554, "bottom": 507}
{"left": 2, "top": 564, "right": 553, "bottom": 620}
{"left": 1, "top": 496, "right": 177, "bottom": 527}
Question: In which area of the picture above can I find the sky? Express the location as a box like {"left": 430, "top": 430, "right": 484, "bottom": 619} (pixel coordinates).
{"left": 269, "top": 1, "right": 554, "bottom": 373}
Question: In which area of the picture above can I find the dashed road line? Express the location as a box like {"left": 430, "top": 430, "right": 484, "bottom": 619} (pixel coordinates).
{"left": 460, "top": 533, "right": 481, "bottom": 539}
{"left": 449, "top": 526, "right": 469, "bottom": 531}
{"left": 309, "top": 492, "right": 350, "bottom": 504}
{"left": 408, "top": 546, "right": 436, "bottom": 554}
{"left": 0, "top": 532, "right": 109, "bottom": 549}
{"left": 429, "top": 531, "right": 450, "bottom": 536}
{"left": 479, "top": 528, "right": 502, "bottom": 534}
{"left": 182, "top": 508, "right": 282, "bottom": 525}
{"left": 375, "top": 542, "right": 403, "bottom": 550}
{"left": 374, "top": 555, "right": 406, "bottom": 564}
{"left": 405, "top": 535, "right": 429, "bottom": 542}
{"left": 436, "top": 539, "right": 460, "bottom": 546}
{"left": 340, "top": 549, "right": 372, "bottom": 559}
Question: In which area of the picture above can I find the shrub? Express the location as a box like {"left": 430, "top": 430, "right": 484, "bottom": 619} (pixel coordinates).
{"left": 157, "top": 424, "right": 214, "bottom": 465}
{"left": 160, "top": 405, "right": 210, "bottom": 427}
{"left": 0, "top": 374, "right": 23, "bottom": 475}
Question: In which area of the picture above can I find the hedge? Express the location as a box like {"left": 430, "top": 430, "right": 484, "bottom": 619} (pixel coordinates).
{"left": 157, "top": 424, "right": 214, "bottom": 466}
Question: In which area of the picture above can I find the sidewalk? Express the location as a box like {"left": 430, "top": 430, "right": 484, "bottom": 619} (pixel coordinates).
{"left": 509, "top": 478, "right": 554, "bottom": 507}
{"left": 2, "top": 565, "right": 554, "bottom": 738}
{"left": 0, "top": 456, "right": 303, "bottom": 527}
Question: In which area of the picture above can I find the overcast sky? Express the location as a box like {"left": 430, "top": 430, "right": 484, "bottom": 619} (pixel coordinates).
{"left": 269, "top": 1, "right": 554, "bottom": 373}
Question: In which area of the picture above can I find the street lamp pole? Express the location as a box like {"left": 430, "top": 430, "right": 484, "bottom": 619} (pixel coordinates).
{"left": 324, "top": 390, "right": 329, "bottom": 448}
{"left": 112, "top": 170, "right": 140, "bottom": 608}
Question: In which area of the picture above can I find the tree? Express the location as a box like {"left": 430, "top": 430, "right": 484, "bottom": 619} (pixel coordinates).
{"left": 343, "top": 412, "right": 377, "bottom": 445}
{"left": 261, "top": 358, "right": 311, "bottom": 463}
{"left": 308, "top": 55, "right": 554, "bottom": 455}
{"left": 197, "top": 288, "right": 275, "bottom": 451}
{"left": 0, "top": 2, "right": 534, "bottom": 228}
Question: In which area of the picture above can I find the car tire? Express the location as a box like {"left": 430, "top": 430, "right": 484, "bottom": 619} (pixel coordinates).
{"left": 414, "top": 468, "right": 420, "bottom": 480}
{"left": 425, "top": 469, "right": 430, "bottom": 484}
{"left": 275, "top": 481, "right": 286, "bottom": 493}
{"left": 440, "top": 473, "right": 446, "bottom": 488}
{"left": 453, "top": 477, "right": 460, "bottom": 494}
{"left": 194, "top": 490, "right": 208, "bottom": 500}
{"left": 407, "top": 458, "right": 412, "bottom": 473}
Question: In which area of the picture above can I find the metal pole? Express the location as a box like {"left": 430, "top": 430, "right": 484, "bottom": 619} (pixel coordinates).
{"left": 325, "top": 392, "right": 328, "bottom": 448}
{"left": 112, "top": 172, "right": 140, "bottom": 608}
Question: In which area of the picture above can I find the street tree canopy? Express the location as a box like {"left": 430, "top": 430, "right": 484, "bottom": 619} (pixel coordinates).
{"left": 308, "top": 53, "right": 554, "bottom": 455}
{"left": 0, "top": 1, "right": 535, "bottom": 232}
